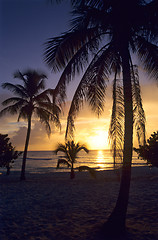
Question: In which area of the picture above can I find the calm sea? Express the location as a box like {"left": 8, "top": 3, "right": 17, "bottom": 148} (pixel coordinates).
{"left": 0, "top": 150, "right": 147, "bottom": 174}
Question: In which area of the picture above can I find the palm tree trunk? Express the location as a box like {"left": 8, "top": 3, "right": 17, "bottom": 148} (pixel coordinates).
{"left": 104, "top": 45, "right": 133, "bottom": 235}
{"left": 20, "top": 115, "right": 31, "bottom": 180}
{"left": 6, "top": 166, "right": 10, "bottom": 175}
{"left": 70, "top": 162, "right": 75, "bottom": 179}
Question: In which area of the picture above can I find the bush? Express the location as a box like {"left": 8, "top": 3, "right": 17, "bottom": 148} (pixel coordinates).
{"left": 134, "top": 131, "right": 158, "bottom": 167}
{"left": 0, "top": 134, "right": 22, "bottom": 175}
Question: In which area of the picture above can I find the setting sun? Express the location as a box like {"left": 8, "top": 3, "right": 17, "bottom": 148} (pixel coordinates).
{"left": 88, "top": 128, "right": 109, "bottom": 150}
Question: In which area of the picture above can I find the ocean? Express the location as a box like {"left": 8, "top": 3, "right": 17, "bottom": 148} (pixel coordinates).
{"left": 0, "top": 150, "right": 147, "bottom": 174}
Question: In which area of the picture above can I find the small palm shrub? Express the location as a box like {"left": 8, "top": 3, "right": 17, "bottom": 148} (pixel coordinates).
{"left": 55, "top": 140, "right": 95, "bottom": 179}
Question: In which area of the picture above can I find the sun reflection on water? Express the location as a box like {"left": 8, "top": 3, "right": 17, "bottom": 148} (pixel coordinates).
{"left": 96, "top": 150, "right": 106, "bottom": 170}
{"left": 96, "top": 150, "right": 116, "bottom": 170}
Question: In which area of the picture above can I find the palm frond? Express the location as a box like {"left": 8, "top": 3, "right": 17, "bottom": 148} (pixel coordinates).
{"left": 17, "top": 105, "right": 33, "bottom": 121}
{"left": 86, "top": 70, "right": 107, "bottom": 117}
{"left": 65, "top": 79, "right": 87, "bottom": 140}
{"left": 0, "top": 106, "right": 19, "bottom": 117}
{"left": 42, "top": 88, "right": 55, "bottom": 97}
{"left": 70, "top": 2, "right": 111, "bottom": 32}
{"left": 136, "top": 37, "right": 158, "bottom": 80}
{"left": 44, "top": 27, "right": 102, "bottom": 72}
{"left": 48, "top": 0, "right": 103, "bottom": 7}
{"left": 55, "top": 143, "right": 72, "bottom": 162}
{"left": 45, "top": 27, "right": 104, "bottom": 107}
{"left": 0, "top": 99, "right": 28, "bottom": 118}
{"left": 55, "top": 144, "right": 67, "bottom": 154}
{"left": 14, "top": 70, "right": 26, "bottom": 81}
{"left": 33, "top": 92, "right": 51, "bottom": 103}
{"left": 1, "top": 83, "right": 28, "bottom": 98}
{"left": 71, "top": 0, "right": 105, "bottom": 8}
{"left": 77, "top": 146, "right": 89, "bottom": 154}
{"left": 131, "top": 65, "right": 146, "bottom": 146}
{"left": 109, "top": 74, "right": 124, "bottom": 164}
{"left": 56, "top": 158, "right": 71, "bottom": 168}
{"left": 1, "top": 97, "right": 27, "bottom": 106}
{"left": 52, "top": 43, "right": 91, "bottom": 105}
{"left": 65, "top": 43, "right": 119, "bottom": 140}
{"left": 22, "top": 70, "right": 47, "bottom": 83}
{"left": 34, "top": 108, "right": 53, "bottom": 136}
{"left": 17, "top": 110, "right": 26, "bottom": 122}
{"left": 36, "top": 101, "right": 61, "bottom": 129}
{"left": 35, "top": 79, "right": 46, "bottom": 93}
{"left": 35, "top": 101, "right": 60, "bottom": 114}
{"left": 86, "top": 43, "right": 121, "bottom": 115}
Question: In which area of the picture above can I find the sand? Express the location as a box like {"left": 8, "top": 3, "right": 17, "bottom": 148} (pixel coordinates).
{"left": 0, "top": 166, "right": 158, "bottom": 240}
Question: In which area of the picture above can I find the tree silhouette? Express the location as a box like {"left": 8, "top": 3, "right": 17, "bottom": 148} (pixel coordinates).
{"left": 0, "top": 134, "right": 22, "bottom": 175}
{"left": 0, "top": 70, "right": 61, "bottom": 180}
{"left": 55, "top": 140, "right": 89, "bottom": 179}
{"left": 44, "top": 0, "right": 158, "bottom": 235}
{"left": 134, "top": 131, "right": 158, "bottom": 167}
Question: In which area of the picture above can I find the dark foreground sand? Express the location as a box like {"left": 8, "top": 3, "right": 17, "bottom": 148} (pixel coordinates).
{"left": 0, "top": 166, "right": 158, "bottom": 240}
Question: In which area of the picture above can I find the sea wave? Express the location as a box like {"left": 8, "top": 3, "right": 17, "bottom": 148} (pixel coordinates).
{"left": 26, "top": 157, "right": 53, "bottom": 161}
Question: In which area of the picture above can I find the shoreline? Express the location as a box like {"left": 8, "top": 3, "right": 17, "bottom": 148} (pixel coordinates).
{"left": 1, "top": 166, "right": 158, "bottom": 240}
{"left": 0, "top": 164, "right": 157, "bottom": 178}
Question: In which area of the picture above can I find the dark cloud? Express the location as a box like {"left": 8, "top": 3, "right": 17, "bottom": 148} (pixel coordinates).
{"left": 11, "top": 120, "right": 62, "bottom": 150}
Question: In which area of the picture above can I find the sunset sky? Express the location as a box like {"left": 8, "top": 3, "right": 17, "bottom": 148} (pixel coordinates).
{"left": 0, "top": 0, "right": 158, "bottom": 151}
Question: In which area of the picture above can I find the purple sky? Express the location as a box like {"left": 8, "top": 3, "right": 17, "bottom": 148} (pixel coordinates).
{"left": 0, "top": 0, "right": 71, "bottom": 92}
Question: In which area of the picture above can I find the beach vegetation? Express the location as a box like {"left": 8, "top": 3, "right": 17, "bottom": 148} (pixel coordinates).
{"left": 45, "top": 0, "right": 158, "bottom": 235}
{"left": 55, "top": 140, "right": 95, "bottom": 179}
{"left": 0, "top": 70, "right": 61, "bottom": 180}
{"left": 134, "top": 131, "right": 158, "bottom": 168}
{"left": 77, "top": 165, "right": 96, "bottom": 178}
{"left": 0, "top": 134, "right": 22, "bottom": 175}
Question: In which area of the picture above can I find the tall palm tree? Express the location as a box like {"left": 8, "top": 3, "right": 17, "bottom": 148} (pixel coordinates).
{"left": 55, "top": 140, "right": 89, "bottom": 179}
{"left": 44, "top": 0, "right": 158, "bottom": 234}
{"left": 0, "top": 70, "right": 61, "bottom": 180}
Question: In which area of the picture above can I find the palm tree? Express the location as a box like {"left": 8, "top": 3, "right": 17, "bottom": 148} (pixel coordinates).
{"left": 44, "top": 0, "right": 158, "bottom": 234}
{"left": 0, "top": 70, "right": 61, "bottom": 180}
{"left": 55, "top": 140, "right": 89, "bottom": 179}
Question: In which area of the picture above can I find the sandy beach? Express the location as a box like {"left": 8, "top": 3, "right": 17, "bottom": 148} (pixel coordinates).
{"left": 0, "top": 166, "right": 158, "bottom": 240}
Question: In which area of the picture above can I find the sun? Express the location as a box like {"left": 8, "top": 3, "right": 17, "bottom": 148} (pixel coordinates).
{"left": 88, "top": 128, "right": 109, "bottom": 150}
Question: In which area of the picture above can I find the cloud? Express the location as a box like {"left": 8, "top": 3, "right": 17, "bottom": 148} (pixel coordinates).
{"left": 11, "top": 120, "right": 62, "bottom": 151}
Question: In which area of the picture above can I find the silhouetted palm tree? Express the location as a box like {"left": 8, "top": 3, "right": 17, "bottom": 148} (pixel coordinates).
{"left": 0, "top": 70, "right": 61, "bottom": 180}
{"left": 55, "top": 140, "right": 89, "bottom": 179}
{"left": 44, "top": 0, "right": 158, "bottom": 234}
